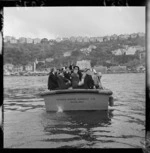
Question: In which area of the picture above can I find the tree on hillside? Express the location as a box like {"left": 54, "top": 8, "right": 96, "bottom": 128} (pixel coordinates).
{"left": 41, "top": 38, "right": 49, "bottom": 44}
{"left": 71, "top": 50, "right": 80, "bottom": 57}
{"left": 4, "top": 36, "right": 145, "bottom": 68}
{"left": 91, "top": 58, "right": 97, "bottom": 67}
{"left": 124, "top": 59, "right": 141, "bottom": 69}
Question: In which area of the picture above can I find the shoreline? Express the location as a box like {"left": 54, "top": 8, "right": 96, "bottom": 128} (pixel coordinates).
{"left": 4, "top": 71, "right": 145, "bottom": 77}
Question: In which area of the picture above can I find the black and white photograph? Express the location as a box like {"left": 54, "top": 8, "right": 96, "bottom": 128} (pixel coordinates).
{"left": 3, "top": 7, "right": 146, "bottom": 148}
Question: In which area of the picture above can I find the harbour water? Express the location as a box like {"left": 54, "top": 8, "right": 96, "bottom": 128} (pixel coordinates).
{"left": 4, "top": 73, "right": 145, "bottom": 148}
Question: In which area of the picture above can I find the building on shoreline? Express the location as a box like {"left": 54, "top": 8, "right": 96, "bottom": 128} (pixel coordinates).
{"left": 4, "top": 63, "right": 14, "bottom": 71}
{"left": 13, "top": 65, "right": 24, "bottom": 72}
{"left": 25, "top": 64, "right": 33, "bottom": 72}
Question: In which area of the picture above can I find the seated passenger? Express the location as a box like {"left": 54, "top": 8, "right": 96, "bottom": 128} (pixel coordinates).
{"left": 57, "top": 70, "right": 71, "bottom": 89}
{"left": 71, "top": 66, "right": 80, "bottom": 88}
{"left": 48, "top": 67, "right": 59, "bottom": 90}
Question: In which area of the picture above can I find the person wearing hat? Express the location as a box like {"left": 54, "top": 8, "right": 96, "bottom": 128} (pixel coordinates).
{"left": 48, "top": 67, "right": 59, "bottom": 90}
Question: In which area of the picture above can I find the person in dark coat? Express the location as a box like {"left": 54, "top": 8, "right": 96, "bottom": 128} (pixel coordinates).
{"left": 48, "top": 67, "right": 59, "bottom": 90}
{"left": 69, "top": 64, "right": 74, "bottom": 73}
{"left": 83, "top": 69, "right": 94, "bottom": 89}
{"left": 71, "top": 66, "right": 80, "bottom": 88}
{"left": 73, "top": 66, "right": 82, "bottom": 81}
{"left": 64, "top": 67, "right": 72, "bottom": 81}
{"left": 78, "top": 69, "right": 82, "bottom": 81}
{"left": 57, "top": 70, "right": 71, "bottom": 89}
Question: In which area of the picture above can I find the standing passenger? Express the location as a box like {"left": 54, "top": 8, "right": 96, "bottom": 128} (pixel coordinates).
{"left": 92, "top": 71, "right": 99, "bottom": 89}
{"left": 64, "top": 67, "right": 72, "bottom": 81}
{"left": 97, "top": 72, "right": 103, "bottom": 89}
{"left": 83, "top": 69, "right": 94, "bottom": 89}
{"left": 48, "top": 67, "right": 59, "bottom": 90}
{"left": 71, "top": 66, "right": 80, "bottom": 88}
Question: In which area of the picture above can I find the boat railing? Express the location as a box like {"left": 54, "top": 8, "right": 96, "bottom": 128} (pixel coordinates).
{"left": 40, "top": 89, "right": 113, "bottom": 96}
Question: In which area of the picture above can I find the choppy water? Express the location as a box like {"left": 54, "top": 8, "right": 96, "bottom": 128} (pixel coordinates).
{"left": 4, "top": 73, "right": 145, "bottom": 148}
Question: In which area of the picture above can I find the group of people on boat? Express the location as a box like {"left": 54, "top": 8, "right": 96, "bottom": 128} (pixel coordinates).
{"left": 48, "top": 65, "right": 103, "bottom": 90}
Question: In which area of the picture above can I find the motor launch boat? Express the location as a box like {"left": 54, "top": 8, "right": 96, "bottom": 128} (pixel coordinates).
{"left": 40, "top": 89, "right": 113, "bottom": 112}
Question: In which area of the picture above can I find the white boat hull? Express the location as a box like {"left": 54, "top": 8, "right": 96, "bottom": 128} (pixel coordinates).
{"left": 40, "top": 89, "right": 113, "bottom": 111}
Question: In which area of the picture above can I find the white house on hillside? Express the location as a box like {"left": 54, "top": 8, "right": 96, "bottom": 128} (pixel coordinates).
{"left": 83, "top": 36, "right": 90, "bottom": 43}
{"left": 89, "top": 37, "right": 97, "bottom": 42}
{"left": 130, "top": 33, "right": 138, "bottom": 39}
{"left": 45, "top": 58, "right": 54, "bottom": 62}
{"left": 56, "top": 37, "right": 62, "bottom": 42}
{"left": 10, "top": 38, "right": 17, "bottom": 44}
{"left": 63, "top": 52, "right": 71, "bottom": 57}
{"left": 26, "top": 38, "right": 33, "bottom": 43}
{"left": 33, "top": 38, "right": 41, "bottom": 44}
{"left": 138, "top": 32, "right": 145, "bottom": 37}
{"left": 25, "top": 64, "right": 33, "bottom": 71}
{"left": 126, "top": 46, "right": 141, "bottom": 55}
{"left": 76, "top": 36, "right": 83, "bottom": 42}
{"left": 96, "top": 37, "right": 103, "bottom": 42}
{"left": 13, "top": 65, "right": 24, "bottom": 72}
{"left": 18, "top": 37, "right": 26, "bottom": 43}
{"left": 112, "top": 49, "right": 126, "bottom": 55}
{"left": 4, "top": 36, "right": 14, "bottom": 43}
{"left": 4, "top": 63, "right": 14, "bottom": 71}
{"left": 118, "top": 34, "right": 130, "bottom": 40}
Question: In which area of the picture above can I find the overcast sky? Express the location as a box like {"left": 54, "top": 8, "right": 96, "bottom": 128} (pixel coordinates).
{"left": 4, "top": 7, "right": 145, "bottom": 39}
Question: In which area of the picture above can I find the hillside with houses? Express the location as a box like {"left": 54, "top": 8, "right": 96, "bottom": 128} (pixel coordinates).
{"left": 4, "top": 32, "right": 145, "bottom": 75}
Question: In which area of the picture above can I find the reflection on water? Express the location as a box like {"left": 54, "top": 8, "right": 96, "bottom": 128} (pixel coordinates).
{"left": 41, "top": 111, "right": 112, "bottom": 148}
{"left": 4, "top": 74, "right": 145, "bottom": 148}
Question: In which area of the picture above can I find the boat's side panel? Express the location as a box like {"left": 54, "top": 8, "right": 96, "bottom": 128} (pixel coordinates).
{"left": 44, "top": 93, "right": 109, "bottom": 111}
